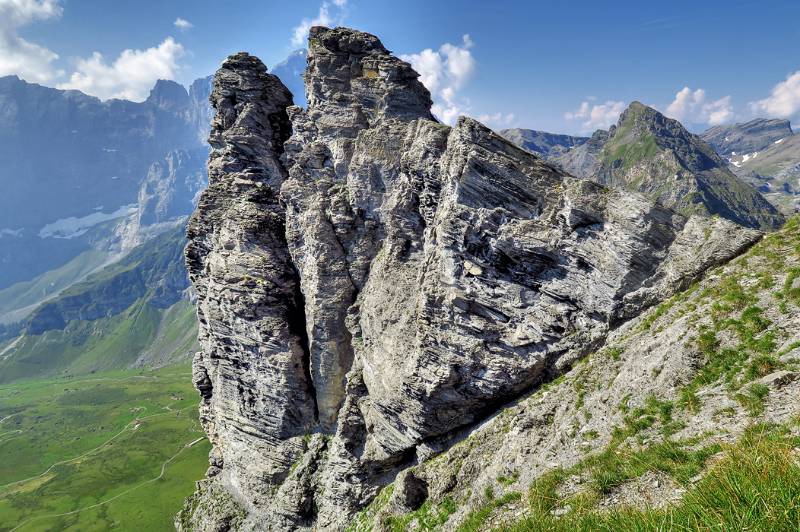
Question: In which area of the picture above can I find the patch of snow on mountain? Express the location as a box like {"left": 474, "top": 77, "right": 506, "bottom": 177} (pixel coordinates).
{"left": 38, "top": 204, "right": 137, "bottom": 239}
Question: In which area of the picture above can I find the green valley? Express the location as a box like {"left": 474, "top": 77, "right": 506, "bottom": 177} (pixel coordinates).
{"left": 0, "top": 367, "right": 208, "bottom": 531}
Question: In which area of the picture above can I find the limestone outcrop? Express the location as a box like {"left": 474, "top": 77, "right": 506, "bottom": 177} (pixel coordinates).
{"left": 180, "top": 27, "right": 763, "bottom": 531}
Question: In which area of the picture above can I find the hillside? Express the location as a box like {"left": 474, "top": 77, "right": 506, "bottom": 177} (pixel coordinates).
{"left": 362, "top": 215, "right": 800, "bottom": 530}
{"left": 554, "top": 102, "right": 784, "bottom": 230}
{"left": 0, "top": 226, "right": 198, "bottom": 383}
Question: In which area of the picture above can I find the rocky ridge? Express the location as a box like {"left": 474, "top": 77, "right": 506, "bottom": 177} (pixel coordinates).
{"left": 180, "top": 27, "right": 769, "bottom": 531}
{"left": 358, "top": 216, "right": 800, "bottom": 530}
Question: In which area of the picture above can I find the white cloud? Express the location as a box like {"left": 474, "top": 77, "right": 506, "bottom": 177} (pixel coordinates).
{"left": 0, "top": 0, "right": 63, "bottom": 83}
{"left": 174, "top": 17, "right": 193, "bottom": 31}
{"left": 58, "top": 37, "right": 185, "bottom": 101}
{"left": 291, "top": 1, "right": 347, "bottom": 47}
{"left": 663, "top": 86, "right": 732, "bottom": 126}
{"left": 750, "top": 71, "right": 800, "bottom": 119}
{"left": 565, "top": 100, "right": 626, "bottom": 132}
{"left": 401, "top": 34, "right": 476, "bottom": 125}
{"left": 478, "top": 112, "right": 515, "bottom": 127}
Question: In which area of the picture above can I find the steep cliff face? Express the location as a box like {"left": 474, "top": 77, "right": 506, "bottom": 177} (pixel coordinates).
{"left": 181, "top": 27, "right": 763, "bottom": 531}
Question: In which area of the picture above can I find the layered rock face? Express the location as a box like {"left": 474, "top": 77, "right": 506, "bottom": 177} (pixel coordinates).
{"left": 182, "top": 27, "right": 762, "bottom": 531}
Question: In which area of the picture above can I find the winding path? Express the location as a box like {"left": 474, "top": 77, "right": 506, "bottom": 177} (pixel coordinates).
{"left": 9, "top": 435, "right": 205, "bottom": 532}
{"left": 0, "top": 403, "right": 196, "bottom": 492}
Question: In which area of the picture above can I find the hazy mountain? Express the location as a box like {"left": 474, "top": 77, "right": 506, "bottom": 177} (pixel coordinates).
{"left": 0, "top": 75, "right": 211, "bottom": 290}
{"left": 272, "top": 49, "right": 307, "bottom": 107}
{"left": 0, "top": 226, "right": 197, "bottom": 383}
{"left": 555, "top": 102, "right": 784, "bottom": 230}
{"left": 500, "top": 128, "right": 588, "bottom": 158}
{"left": 702, "top": 118, "right": 793, "bottom": 157}
{"left": 702, "top": 119, "right": 800, "bottom": 213}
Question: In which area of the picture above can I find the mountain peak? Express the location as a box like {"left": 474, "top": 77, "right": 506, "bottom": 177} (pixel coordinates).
{"left": 305, "top": 26, "right": 433, "bottom": 126}
{"left": 146, "top": 79, "right": 190, "bottom": 110}
{"left": 555, "top": 101, "right": 784, "bottom": 229}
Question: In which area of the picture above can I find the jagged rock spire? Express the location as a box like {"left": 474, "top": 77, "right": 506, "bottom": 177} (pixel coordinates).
{"left": 184, "top": 52, "right": 318, "bottom": 529}
{"left": 304, "top": 26, "right": 434, "bottom": 135}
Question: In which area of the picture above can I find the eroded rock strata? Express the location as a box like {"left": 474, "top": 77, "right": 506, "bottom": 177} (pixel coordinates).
{"left": 181, "top": 27, "right": 762, "bottom": 530}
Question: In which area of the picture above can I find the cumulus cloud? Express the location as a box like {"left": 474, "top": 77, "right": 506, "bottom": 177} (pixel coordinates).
{"left": 565, "top": 100, "right": 626, "bottom": 132}
{"left": 401, "top": 34, "right": 476, "bottom": 125}
{"left": 478, "top": 112, "right": 515, "bottom": 127}
{"left": 0, "top": 0, "right": 63, "bottom": 83}
{"left": 292, "top": 0, "right": 347, "bottom": 47}
{"left": 750, "top": 71, "right": 800, "bottom": 119}
{"left": 173, "top": 17, "right": 193, "bottom": 31}
{"left": 664, "top": 86, "right": 732, "bottom": 126}
{"left": 58, "top": 37, "right": 185, "bottom": 101}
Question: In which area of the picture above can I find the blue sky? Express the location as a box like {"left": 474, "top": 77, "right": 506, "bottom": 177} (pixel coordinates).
{"left": 4, "top": 0, "right": 800, "bottom": 134}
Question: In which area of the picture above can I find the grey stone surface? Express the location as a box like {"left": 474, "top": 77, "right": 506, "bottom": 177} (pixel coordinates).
{"left": 182, "top": 27, "right": 765, "bottom": 531}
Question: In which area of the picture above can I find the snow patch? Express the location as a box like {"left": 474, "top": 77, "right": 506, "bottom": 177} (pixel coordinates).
{"left": 775, "top": 138, "right": 785, "bottom": 144}
{"left": 38, "top": 204, "right": 137, "bottom": 239}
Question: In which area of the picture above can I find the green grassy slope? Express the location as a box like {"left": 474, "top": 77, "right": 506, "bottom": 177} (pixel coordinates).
{"left": 0, "top": 367, "right": 208, "bottom": 531}
{"left": 0, "top": 225, "right": 199, "bottom": 384}
{"left": 494, "top": 424, "right": 800, "bottom": 532}
{"left": 0, "top": 298, "right": 198, "bottom": 384}
{"left": 0, "top": 249, "right": 111, "bottom": 325}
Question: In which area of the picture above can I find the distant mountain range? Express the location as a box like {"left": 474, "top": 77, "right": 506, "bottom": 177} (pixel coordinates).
{"left": 499, "top": 128, "right": 588, "bottom": 158}
{"left": 702, "top": 118, "right": 800, "bottom": 213}
{"left": 0, "top": 74, "right": 212, "bottom": 292}
{"left": 506, "top": 103, "right": 785, "bottom": 230}
{"left": 0, "top": 50, "right": 310, "bottom": 384}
